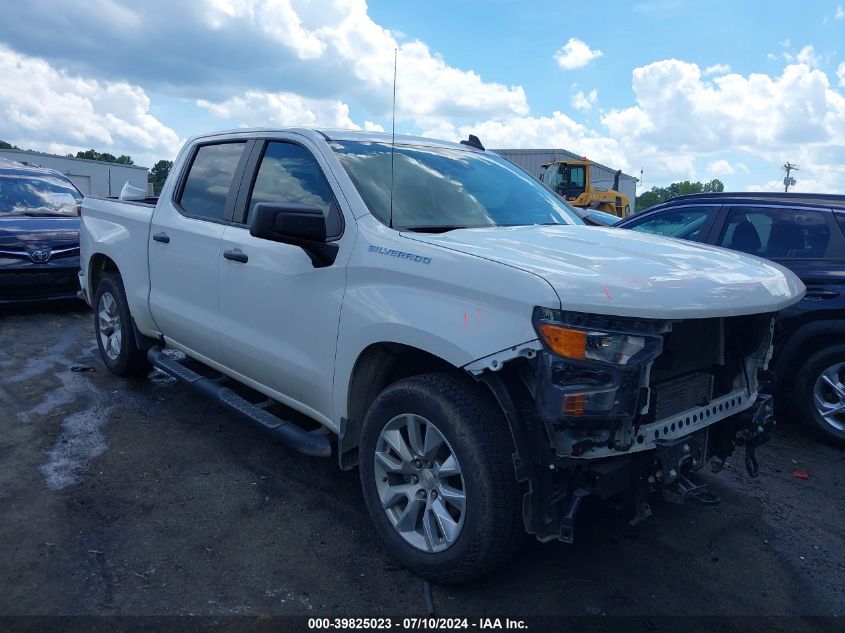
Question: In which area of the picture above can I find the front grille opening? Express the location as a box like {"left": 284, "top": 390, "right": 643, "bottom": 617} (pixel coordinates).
{"left": 642, "top": 314, "right": 771, "bottom": 423}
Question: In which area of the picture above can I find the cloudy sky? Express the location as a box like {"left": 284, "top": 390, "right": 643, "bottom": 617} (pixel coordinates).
{"left": 1, "top": 0, "right": 844, "bottom": 192}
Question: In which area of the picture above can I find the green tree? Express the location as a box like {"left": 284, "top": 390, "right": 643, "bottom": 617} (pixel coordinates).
{"left": 148, "top": 159, "right": 173, "bottom": 194}
{"left": 0, "top": 140, "right": 19, "bottom": 150}
{"left": 75, "top": 149, "right": 134, "bottom": 165}
{"left": 636, "top": 178, "right": 724, "bottom": 212}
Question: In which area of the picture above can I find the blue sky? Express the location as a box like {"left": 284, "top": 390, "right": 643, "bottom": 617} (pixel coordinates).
{"left": 1, "top": 0, "right": 844, "bottom": 193}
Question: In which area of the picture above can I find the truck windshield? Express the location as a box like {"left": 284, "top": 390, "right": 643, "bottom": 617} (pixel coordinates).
{"left": 0, "top": 172, "right": 82, "bottom": 216}
{"left": 332, "top": 141, "right": 582, "bottom": 231}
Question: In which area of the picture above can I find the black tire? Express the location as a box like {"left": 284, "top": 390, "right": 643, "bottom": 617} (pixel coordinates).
{"left": 93, "top": 273, "right": 150, "bottom": 377}
{"left": 793, "top": 343, "right": 845, "bottom": 445}
{"left": 359, "top": 372, "right": 524, "bottom": 584}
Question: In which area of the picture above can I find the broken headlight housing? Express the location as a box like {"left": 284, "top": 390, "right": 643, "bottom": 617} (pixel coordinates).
{"left": 537, "top": 323, "right": 647, "bottom": 365}
{"left": 532, "top": 307, "right": 665, "bottom": 442}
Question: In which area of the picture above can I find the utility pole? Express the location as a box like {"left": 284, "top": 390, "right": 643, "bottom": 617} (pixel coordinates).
{"left": 783, "top": 162, "right": 799, "bottom": 192}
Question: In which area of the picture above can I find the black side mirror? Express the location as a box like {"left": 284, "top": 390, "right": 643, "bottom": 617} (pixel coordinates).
{"left": 249, "top": 203, "right": 338, "bottom": 267}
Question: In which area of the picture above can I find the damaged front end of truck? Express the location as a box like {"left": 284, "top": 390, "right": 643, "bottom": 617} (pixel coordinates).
{"left": 470, "top": 307, "right": 777, "bottom": 543}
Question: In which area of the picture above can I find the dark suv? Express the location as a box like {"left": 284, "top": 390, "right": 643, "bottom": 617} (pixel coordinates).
{"left": 0, "top": 158, "right": 83, "bottom": 303}
{"left": 617, "top": 192, "right": 845, "bottom": 444}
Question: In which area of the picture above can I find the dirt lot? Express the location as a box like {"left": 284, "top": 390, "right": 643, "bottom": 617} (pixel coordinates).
{"left": 1, "top": 302, "right": 843, "bottom": 622}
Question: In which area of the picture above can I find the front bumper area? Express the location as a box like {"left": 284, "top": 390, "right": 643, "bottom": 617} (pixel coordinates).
{"left": 536, "top": 394, "right": 774, "bottom": 543}
{"left": 0, "top": 260, "right": 82, "bottom": 303}
{"left": 481, "top": 308, "right": 778, "bottom": 544}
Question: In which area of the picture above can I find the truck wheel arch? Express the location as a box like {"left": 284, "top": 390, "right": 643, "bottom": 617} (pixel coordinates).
{"left": 89, "top": 253, "right": 119, "bottom": 298}
{"left": 339, "top": 342, "right": 468, "bottom": 469}
{"left": 773, "top": 319, "right": 844, "bottom": 387}
{"left": 87, "top": 253, "right": 157, "bottom": 352}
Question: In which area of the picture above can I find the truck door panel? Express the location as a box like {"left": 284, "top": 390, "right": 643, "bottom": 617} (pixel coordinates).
{"left": 218, "top": 139, "right": 347, "bottom": 421}
{"left": 148, "top": 141, "right": 250, "bottom": 360}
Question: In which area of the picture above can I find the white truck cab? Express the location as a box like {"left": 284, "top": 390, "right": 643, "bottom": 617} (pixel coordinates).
{"left": 79, "top": 128, "right": 804, "bottom": 582}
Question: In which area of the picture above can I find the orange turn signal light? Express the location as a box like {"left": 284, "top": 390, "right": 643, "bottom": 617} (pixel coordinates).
{"left": 538, "top": 324, "right": 587, "bottom": 360}
{"left": 563, "top": 394, "right": 586, "bottom": 416}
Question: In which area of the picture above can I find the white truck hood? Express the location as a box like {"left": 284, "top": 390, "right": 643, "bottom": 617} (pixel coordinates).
{"left": 405, "top": 225, "right": 805, "bottom": 319}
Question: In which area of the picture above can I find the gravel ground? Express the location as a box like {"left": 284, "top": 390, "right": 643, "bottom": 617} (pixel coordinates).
{"left": 1, "top": 301, "right": 843, "bottom": 623}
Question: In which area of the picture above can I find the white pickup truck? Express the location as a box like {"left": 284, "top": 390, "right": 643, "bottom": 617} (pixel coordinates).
{"left": 79, "top": 128, "right": 804, "bottom": 583}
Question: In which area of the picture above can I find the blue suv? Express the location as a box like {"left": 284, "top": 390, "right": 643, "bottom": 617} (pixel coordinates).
{"left": 617, "top": 192, "right": 845, "bottom": 445}
{"left": 0, "top": 158, "right": 82, "bottom": 303}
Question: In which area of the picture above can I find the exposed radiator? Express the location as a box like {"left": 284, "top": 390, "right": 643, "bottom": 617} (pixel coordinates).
{"left": 652, "top": 372, "right": 714, "bottom": 421}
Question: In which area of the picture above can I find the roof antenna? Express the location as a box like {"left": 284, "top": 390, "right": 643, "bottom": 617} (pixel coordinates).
{"left": 460, "top": 134, "right": 485, "bottom": 151}
{"left": 389, "top": 47, "right": 398, "bottom": 229}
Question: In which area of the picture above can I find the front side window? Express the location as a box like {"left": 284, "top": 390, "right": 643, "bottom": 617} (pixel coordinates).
{"left": 332, "top": 142, "right": 582, "bottom": 230}
{"left": 0, "top": 172, "right": 82, "bottom": 217}
{"left": 718, "top": 206, "right": 830, "bottom": 259}
{"left": 628, "top": 207, "right": 713, "bottom": 241}
{"left": 179, "top": 142, "right": 246, "bottom": 221}
{"left": 246, "top": 142, "right": 341, "bottom": 237}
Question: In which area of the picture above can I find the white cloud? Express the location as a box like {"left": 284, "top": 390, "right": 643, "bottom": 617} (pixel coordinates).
{"left": 704, "top": 64, "right": 731, "bottom": 76}
{"left": 771, "top": 43, "right": 823, "bottom": 68}
{"left": 197, "top": 90, "right": 383, "bottom": 131}
{"left": 836, "top": 4, "right": 845, "bottom": 19}
{"left": 216, "top": 0, "right": 529, "bottom": 119}
{"left": 423, "top": 112, "right": 629, "bottom": 171}
{"left": 707, "top": 159, "right": 735, "bottom": 176}
{"left": 0, "top": 0, "right": 528, "bottom": 124}
{"left": 1, "top": 4, "right": 844, "bottom": 193}
{"left": 746, "top": 177, "right": 833, "bottom": 194}
{"left": 603, "top": 59, "right": 845, "bottom": 152}
{"left": 0, "top": 45, "right": 180, "bottom": 165}
{"left": 553, "top": 38, "right": 603, "bottom": 70}
{"left": 794, "top": 45, "right": 822, "bottom": 67}
{"left": 601, "top": 59, "right": 845, "bottom": 187}
{"left": 571, "top": 89, "right": 598, "bottom": 111}
{"left": 421, "top": 56, "right": 845, "bottom": 189}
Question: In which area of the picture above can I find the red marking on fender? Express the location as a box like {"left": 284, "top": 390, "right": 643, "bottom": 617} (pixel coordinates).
{"left": 604, "top": 284, "right": 613, "bottom": 301}
{"left": 464, "top": 311, "right": 469, "bottom": 326}
{"left": 476, "top": 307, "right": 483, "bottom": 320}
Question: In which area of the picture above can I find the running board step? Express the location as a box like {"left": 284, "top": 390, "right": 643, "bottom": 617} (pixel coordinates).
{"left": 147, "top": 347, "right": 331, "bottom": 458}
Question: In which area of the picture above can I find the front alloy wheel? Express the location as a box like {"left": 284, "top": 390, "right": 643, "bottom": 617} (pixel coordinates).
{"left": 359, "top": 373, "right": 524, "bottom": 584}
{"left": 374, "top": 413, "right": 466, "bottom": 553}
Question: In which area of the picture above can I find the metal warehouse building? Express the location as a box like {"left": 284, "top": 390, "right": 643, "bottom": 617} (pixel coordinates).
{"left": 492, "top": 148, "right": 638, "bottom": 214}
{"left": 0, "top": 149, "right": 149, "bottom": 197}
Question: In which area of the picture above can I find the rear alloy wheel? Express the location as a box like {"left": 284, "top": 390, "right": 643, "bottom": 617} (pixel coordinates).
{"left": 98, "top": 291, "right": 122, "bottom": 362}
{"left": 93, "top": 273, "right": 150, "bottom": 377}
{"left": 359, "top": 373, "right": 524, "bottom": 584}
{"left": 794, "top": 344, "right": 845, "bottom": 445}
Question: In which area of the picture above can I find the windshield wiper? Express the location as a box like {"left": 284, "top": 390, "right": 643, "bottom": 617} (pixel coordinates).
{"left": 401, "top": 225, "right": 467, "bottom": 234}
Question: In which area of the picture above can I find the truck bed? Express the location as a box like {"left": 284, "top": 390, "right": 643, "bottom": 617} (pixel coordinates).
{"left": 79, "top": 195, "right": 158, "bottom": 337}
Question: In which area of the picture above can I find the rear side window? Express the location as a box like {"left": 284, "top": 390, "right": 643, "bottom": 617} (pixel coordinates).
{"left": 628, "top": 207, "right": 714, "bottom": 241}
{"left": 246, "top": 142, "right": 341, "bottom": 237}
{"left": 179, "top": 142, "right": 246, "bottom": 221}
{"left": 718, "top": 207, "right": 830, "bottom": 259}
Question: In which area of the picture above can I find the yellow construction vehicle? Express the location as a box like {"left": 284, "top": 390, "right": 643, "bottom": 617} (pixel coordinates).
{"left": 539, "top": 159, "right": 631, "bottom": 218}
